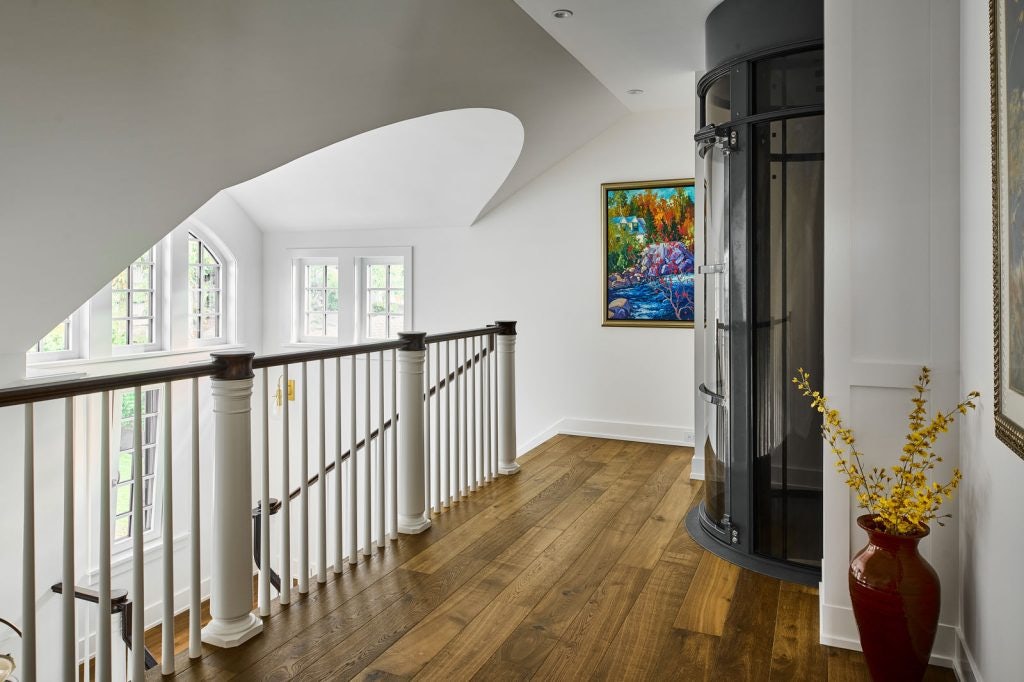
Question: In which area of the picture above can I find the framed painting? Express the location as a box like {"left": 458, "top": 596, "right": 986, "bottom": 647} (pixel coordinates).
{"left": 991, "top": 0, "right": 1024, "bottom": 459}
{"left": 603, "top": 178, "right": 696, "bottom": 328}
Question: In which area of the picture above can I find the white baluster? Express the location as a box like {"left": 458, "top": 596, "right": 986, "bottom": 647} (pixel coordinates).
{"left": 483, "top": 338, "right": 491, "bottom": 482}
{"left": 22, "top": 404, "right": 37, "bottom": 682}
{"left": 335, "top": 357, "right": 344, "bottom": 573}
{"left": 281, "top": 364, "right": 292, "bottom": 603}
{"left": 445, "top": 341, "right": 452, "bottom": 507}
{"left": 377, "top": 351, "right": 385, "bottom": 548}
{"left": 162, "top": 382, "right": 175, "bottom": 674}
{"left": 424, "top": 346, "right": 432, "bottom": 515}
{"left": 62, "top": 397, "right": 76, "bottom": 680}
{"left": 299, "top": 362, "right": 309, "bottom": 594}
{"left": 190, "top": 379, "right": 201, "bottom": 657}
{"left": 347, "top": 356, "right": 357, "bottom": 565}
{"left": 455, "top": 339, "right": 462, "bottom": 500}
{"left": 462, "top": 338, "right": 469, "bottom": 495}
{"left": 202, "top": 353, "right": 263, "bottom": 648}
{"left": 97, "top": 395, "right": 110, "bottom": 681}
{"left": 391, "top": 349, "right": 399, "bottom": 540}
{"left": 318, "top": 359, "right": 327, "bottom": 583}
{"left": 433, "top": 343, "right": 441, "bottom": 512}
{"left": 492, "top": 333, "right": 499, "bottom": 475}
{"left": 363, "top": 355, "right": 371, "bottom": 556}
{"left": 260, "top": 369, "right": 271, "bottom": 616}
{"left": 471, "top": 337, "right": 478, "bottom": 492}
{"left": 131, "top": 387, "right": 144, "bottom": 680}
{"left": 491, "top": 333, "right": 498, "bottom": 476}
{"left": 397, "top": 332, "right": 430, "bottom": 533}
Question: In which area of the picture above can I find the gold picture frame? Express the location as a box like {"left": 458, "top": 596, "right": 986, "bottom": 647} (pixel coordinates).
{"left": 602, "top": 178, "right": 696, "bottom": 329}
{"left": 990, "top": 0, "right": 1024, "bottom": 460}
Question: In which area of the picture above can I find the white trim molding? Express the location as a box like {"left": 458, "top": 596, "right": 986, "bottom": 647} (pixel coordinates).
{"left": 518, "top": 417, "right": 694, "bottom": 457}
{"left": 954, "top": 628, "right": 983, "bottom": 682}
{"left": 818, "top": 602, "right": 957, "bottom": 670}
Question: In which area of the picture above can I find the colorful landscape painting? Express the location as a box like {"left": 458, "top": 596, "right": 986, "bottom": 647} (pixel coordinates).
{"left": 603, "top": 179, "right": 696, "bottom": 327}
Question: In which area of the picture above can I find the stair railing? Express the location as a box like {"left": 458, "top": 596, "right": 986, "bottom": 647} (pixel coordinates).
{"left": 0, "top": 320, "right": 518, "bottom": 682}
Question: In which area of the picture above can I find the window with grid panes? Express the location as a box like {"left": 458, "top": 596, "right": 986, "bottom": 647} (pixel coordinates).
{"left": 112, "top": 248, "right": 157, "bottom": 347}
{"left": 112, "top": 388, "right": 160, "bottom": 542}
{"left": 188, "top": 233, "right": 223, "bottom": 340}
{"left": 303, "top": 263, "right": 339, "bottom": 338}
{"left": 28, "top": 316, "right": 72, "bottom": 354}
{"left": 365, "top": 262, "right": 405, "bottom": 340}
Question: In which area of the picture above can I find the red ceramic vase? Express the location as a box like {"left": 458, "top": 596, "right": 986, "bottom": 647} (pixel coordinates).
{"left": 848, "top": 515, "right": 940, "bottom": 682}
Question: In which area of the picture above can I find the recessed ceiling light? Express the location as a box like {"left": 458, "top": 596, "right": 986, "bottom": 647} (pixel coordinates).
{"left": 552, "top": 9, "right": 574, "bottom": 19}
{"left": 626, "top": 89, "right": 645, "bottom": 95}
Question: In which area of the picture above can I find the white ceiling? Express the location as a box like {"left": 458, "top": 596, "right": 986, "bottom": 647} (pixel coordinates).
{"left": 514, "top": 0, "right": 722, "bottom": 112}
{"left": 227, "top": 109, "right": 525, "bottom": 231}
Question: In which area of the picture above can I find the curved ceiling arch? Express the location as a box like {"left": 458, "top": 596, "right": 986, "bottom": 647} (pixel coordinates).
{"left": 227, "top": 108, "right": 524, "bottom": 231}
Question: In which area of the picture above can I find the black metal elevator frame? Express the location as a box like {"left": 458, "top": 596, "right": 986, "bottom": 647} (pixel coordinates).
{"left": 689, "top": 40, "right": 824, "bottom": 586}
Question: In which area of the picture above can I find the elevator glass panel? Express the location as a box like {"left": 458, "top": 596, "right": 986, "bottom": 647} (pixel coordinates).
{"left": 753, "top": 49, "right": 824, "bottom": 114}
{"left": 701, "top": 141, "right": 731, "bottom": 529}
{"left": 751, "top": 114, "right": 823, "bottom": 567}
{"left": 703, "top": 74, "right": 732, "bottom": 126}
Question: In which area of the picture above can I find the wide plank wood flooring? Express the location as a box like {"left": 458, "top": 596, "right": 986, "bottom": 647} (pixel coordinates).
{"left": 151, "top": 435, "right": 956, "bottom": 681}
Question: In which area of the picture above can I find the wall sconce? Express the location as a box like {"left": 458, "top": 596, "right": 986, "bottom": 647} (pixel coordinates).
{"left": 273, "top": 375, "right": 296, "bottom": 416}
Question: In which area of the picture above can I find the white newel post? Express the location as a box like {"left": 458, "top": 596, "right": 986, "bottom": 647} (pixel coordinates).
{"left": 202, "top": 352, "right": 264, "bottom": 648}
{"left": 496, "top": 321, "right": 520, "bottom": 475}
{"left": 397, "top": 332, "right": 431, "bottom": 534}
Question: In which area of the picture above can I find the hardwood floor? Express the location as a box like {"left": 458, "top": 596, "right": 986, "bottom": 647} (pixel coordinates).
{"left": 150, "top": 435, "right": 957, "bottom": 681}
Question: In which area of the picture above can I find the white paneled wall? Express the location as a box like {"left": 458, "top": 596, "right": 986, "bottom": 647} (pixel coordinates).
{"left": 824, "top": 0, "right": 961, "bottom": 665}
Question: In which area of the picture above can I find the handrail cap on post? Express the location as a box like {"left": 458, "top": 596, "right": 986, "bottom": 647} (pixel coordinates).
{"left": 495, "top": 320, "right": 518, "bottom": 335}
{"left": 211, "top": 351, "right": 256, "bottom": 381}
{"left": 398, "top": 331, "right": 428, "bottom": 352}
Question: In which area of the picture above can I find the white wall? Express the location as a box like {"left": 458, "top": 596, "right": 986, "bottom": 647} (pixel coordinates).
{"left": 958, "top": 1, "right": 1024, "bottom": 680}
{"left": 824, "top": 0, "right": 962, "bottom": 666}
{"left": 262, "top": 108, "right": 697, "bottom": 453}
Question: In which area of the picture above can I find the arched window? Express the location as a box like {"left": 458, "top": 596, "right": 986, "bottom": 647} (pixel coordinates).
{"left": 112, "top": 247, "right": 159, "bottom": 349}
{"left": 188, "top": 232, "right": 223, "bottom": 341}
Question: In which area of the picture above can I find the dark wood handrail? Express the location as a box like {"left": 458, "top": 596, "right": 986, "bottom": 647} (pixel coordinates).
{"left": 281, "top": 346, "right": 491, "bottom": 502}
{"left": 423, "top": 325, "right": 496, "bottom": 344}
{"left": 252, "top": 339, "right": 406, "bottom": 370}
{"left": 0, "top": 362, "right": 220, "bottom": 409}
{"left": 0, "top": 325, "right": 502, "bottom": 409}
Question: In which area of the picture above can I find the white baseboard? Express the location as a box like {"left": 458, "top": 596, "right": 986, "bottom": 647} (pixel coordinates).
{"left": 520, "top": 418, "right": 694, "bottom": 457}
{"left": 690, "top": 450, "right": 705, "bottom": 481}
{"left": 955, "top": 628, "right": 983, "bottom": 682}
{"left": 819, "top": 603, "right": 957, "bottom": 669}
{"left": 518, "top": 419, "right": 562, "bottom": 456}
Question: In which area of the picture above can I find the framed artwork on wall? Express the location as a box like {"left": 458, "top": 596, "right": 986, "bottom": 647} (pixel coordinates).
{"left": 991, "top": 0, "right": 1024, "bottom": 460}
{"left": 602, "top": 178, "right": 696, "bottom": 328}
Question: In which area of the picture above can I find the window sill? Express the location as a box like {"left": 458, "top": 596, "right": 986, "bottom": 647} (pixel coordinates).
{"left": 26, "top": 343, "right": 248, "bottom": 377}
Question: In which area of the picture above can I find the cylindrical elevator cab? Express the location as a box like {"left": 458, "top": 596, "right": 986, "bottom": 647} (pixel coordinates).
{"left": 687, "top": 0, "right": 824, "bottom": 584}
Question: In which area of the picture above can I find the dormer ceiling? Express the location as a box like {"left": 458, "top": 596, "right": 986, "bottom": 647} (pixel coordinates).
{"left": 226, "top": 109, "right": 525, "bottom": 232}
{"left": 0, "top": 0, "right": 627, "bottom": 350}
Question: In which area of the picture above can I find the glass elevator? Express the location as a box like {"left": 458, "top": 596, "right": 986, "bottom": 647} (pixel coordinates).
{"left": 687, "top": 0, "right": 824, "bottom": 584}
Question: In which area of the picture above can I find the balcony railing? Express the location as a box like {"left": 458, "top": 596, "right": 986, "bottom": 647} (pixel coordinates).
{"left": 0, "top": 321, "right": 519, "bottom": 682}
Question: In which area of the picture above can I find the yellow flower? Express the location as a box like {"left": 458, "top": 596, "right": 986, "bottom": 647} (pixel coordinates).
{"left": 793, "top": 367, "right": 978, "bottom": 536}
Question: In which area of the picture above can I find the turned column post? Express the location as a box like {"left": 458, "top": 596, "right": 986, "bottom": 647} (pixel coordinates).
{"left": 202, "top": 352, "right": 264, "bottom": 648}
{"left": 397, "top": 332, "right": 431, "bottom": 533}
{"left": 496, "top": 321, "right": 520, "bottom": 475}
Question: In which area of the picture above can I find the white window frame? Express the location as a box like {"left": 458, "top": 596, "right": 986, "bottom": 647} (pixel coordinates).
{"left": 110, "top": 387, "right": 162, "bottom": 553}
{"left": 187, "top": 231, "right": 225, "bottom": 346}
{"left": 359, "top": 257, "right": 407, "bottom": 342}
{"left": 293, "top": 257, "right": 341, "bottom": 344}
{"left": 111, "top": 246, "right": 163, "bottom": 355}
{"left": 26, "top": 305, "right": 88, "bottom": 363}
